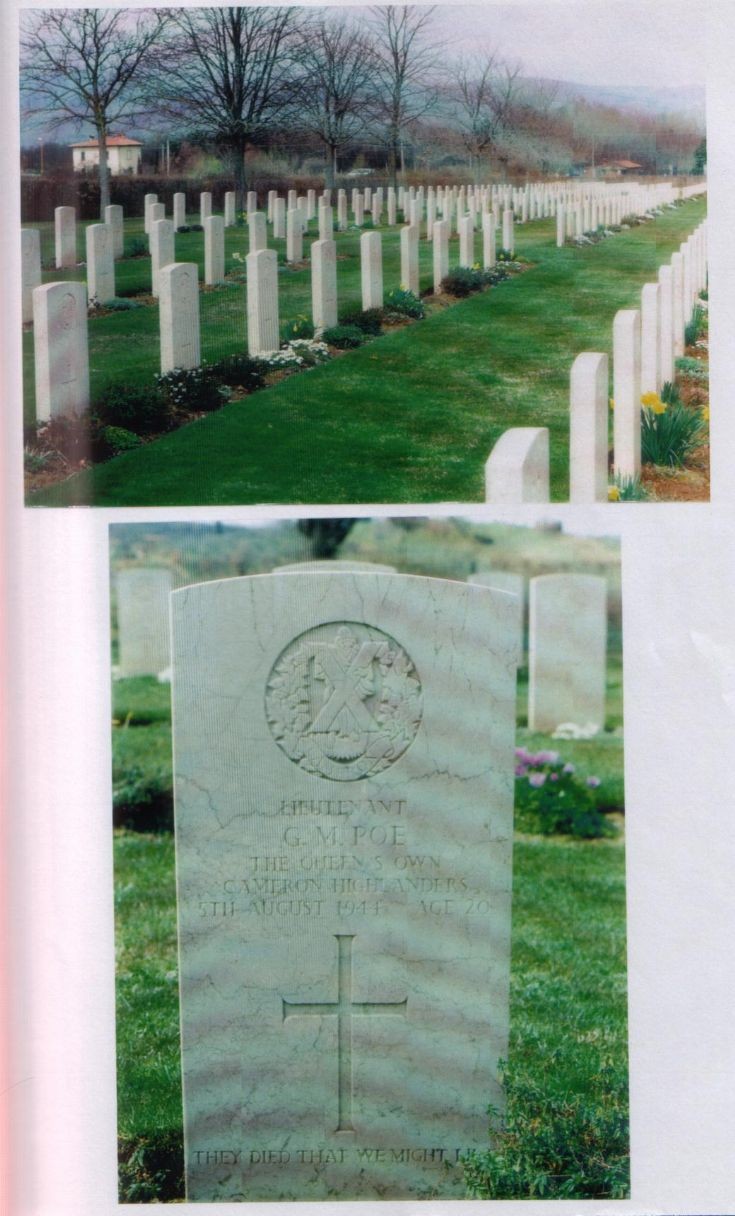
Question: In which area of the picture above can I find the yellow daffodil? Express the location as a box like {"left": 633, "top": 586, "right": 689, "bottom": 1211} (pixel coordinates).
{"left": 608, "top": 485, "right": 621, "bottom": 501}
{"left": 609, "top": 397, "right": 615, "bottom": 411}
{"left": 641, "top": 391, "right": 661, "bottom": 408}
{"left": 702, "top": 405, "right": 710, "bottom": 421}
{"left": 649, "top": 398, "right": 666, "bottom": 415}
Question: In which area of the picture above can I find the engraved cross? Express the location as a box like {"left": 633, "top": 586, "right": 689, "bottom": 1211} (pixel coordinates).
{"left": 281, "top": 934, "right": 407, "bottom": 1132}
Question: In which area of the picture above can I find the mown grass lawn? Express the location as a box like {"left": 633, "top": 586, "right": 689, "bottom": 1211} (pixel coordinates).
{"left": 27, "top": 196, "right": 705, "bottom": 506}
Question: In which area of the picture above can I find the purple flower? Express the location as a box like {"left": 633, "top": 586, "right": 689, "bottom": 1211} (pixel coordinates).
{"left": 528, "top": 772, "right": 547, "bottom": 788}
{"left": 562, "top": 762, "right": 576, "bottom": 774}
{"left": 534, "top": 750, "right": 559, "bottom": 765}
{"left": 550, "top": 773, "right": 559, "bottom": 782}
{"left": 586, "top": 776, "right": 601, "bottom": 788}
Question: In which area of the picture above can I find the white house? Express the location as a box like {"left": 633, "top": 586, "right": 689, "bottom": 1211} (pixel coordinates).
{"left": 70, "top": 134, "right": 142, "bottom": 175}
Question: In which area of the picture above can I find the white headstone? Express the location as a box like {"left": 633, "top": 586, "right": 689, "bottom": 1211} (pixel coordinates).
{"left": 485, "top": 428, "right": 550, "bottom": 503}
{"left": 400, "top": 224, "right": 419, "bottom": 296}
{"left": 21, "top": 228, "right": 42, "bottom": 324}
{"left": 658, "top": 264, "right": 674, "bottom": 388}
{"left": 502, "top": 209, "right": 514, "bottom": 256}
{"left": 640, "top": 282, "right": 661, "bottom": 397}
{"left": 150, "top": 218, "right": 175, "bottom": 299}
{"left": 200, "top": 192, "right": 213, "bottom": 226}
{"left": 143, "top": 193, "right": 158, "bottom": 235}
{"left": 204, "top": 215, "right": 226, "bottom": 285}
{"left": 311, "top": 238, "right": 338, "bottom": 333}
{"left": 458, "top": 215, "right": 475, "bottom": 268}
{"left": 432, "top": 218, "right": 449, "bottom": 293}
{"left": 117, "top": 567, "right": 174, "bottom": 677}
{"left": 159, "top": 262, "right": 201, "bottom": 372}
{"left": 33, "top": 281, "right": 90, "bottom": 420}
{"left": 569, "top": 352, "right": 609, "bottom": 503}
{"left": 246, "top": 248, "right": 279, "bottom": 355}
{"left": 612, "top": 309, "right": 641, "bottom": 480}
{"left": 286, "top": 208, "right": 303, "bottom": 263}
{"left": 54, "top": 206, "right": 76, "bottom": 269}
{"left": 468, "top": 570, "right": 524, "bottom": 661}
{"left": 528, "top": 574, "right": 607, "bottom": 733}
{"left": 482, "top": 213, "right": 496, "bottom": 268}
{"left": 85, "top": 222, "right": 115, "bottom": 304}
{"left": 224, "top": 191, "right": 237, "bottom": 227}
{"left": 104, "top": 205, "right": 124, "bottom": 259}
{"left": 273, "top": 198, "right": 286, "bottom": 240}
{"left": 318, "top": 204, "right": 333, "bottom": 242}
{"left": 173, "top": 193, "right": 186, "bottom": 231}
{"left": 171, "top": 569, "right": 516, "bottom": 1202}
{"left": 248, "top": 211, "right": 267, "bottom": 253}
{"left": 360, "top": 231, "right": 383, "bottom": 310}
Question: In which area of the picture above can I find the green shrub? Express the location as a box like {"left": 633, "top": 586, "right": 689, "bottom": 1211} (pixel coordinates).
{"left": 461, "top": 1063, "right": 629, "bottom": 1200}
{"left": 208, "top": 353, "right": 265, "bottom": 391}
{"left": 641, "top": 399, "right": 706, "bottom": 467}
{"left": 514, "top": 748, "right": 615, "bottom": 839}
{"left": 189, "top": 223, "right": 204, "bottom": 232}
{"left": 94, "top": 383, "right": 173, "bottom": 435}
{"left": 321, "top": 324, "right": 365, "bottom": 349}
{"left": 608, "top": 473, "right": 648, "bottom": 502}
{"left": 440, "top": 267, "right": 487, "bottom": 297}
{"left": 113, "top": 765, "right": 173, "bottom": 832}
{"left": 157, "top": 366, "right": 230, "bottom": 413}
{"left": 684, "top": 304, "right": 705, "bottom": 348}
{"left": 175, "top": 224, "right": 192, "bottom": 233}
{"left": 24, "top": 446, "right": 53, "bottom": 472}
{"left": 281, "top": 314, "right": 315, "bottom": 341}
{"left": 102, "top": 426, "right": 143, "bottom": 455}
{"left": 661, "top": 380, "right": 683, "bottom": 405}
{"left": 118, "top": 1134, "right": 184, "bottom": 1205}
{"left": 384, "top": 287, "right": 425, "bottom": 318}
{"left": 338, "top": 306, "right": 384, "bottom": 335}
{"left": 674, "top": 356, "right": 708, "bottom": 380}
{"left": 126, "top": 238, "right": 148, "bottom": 258}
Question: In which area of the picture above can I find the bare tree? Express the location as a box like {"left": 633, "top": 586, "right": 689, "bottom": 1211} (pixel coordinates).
{"left": 150, "top": 6, "right": 305, "bottom": 206}
{"left": 369, "top": 5, "right": 441, "bottom": 186}
{"left": 452, "top": 50, "right": 523, "bottom": 177}
{"left": 292, "top": 14, "right": 378, "bottom": 187}
{"left": 20, "top": 8, "right": 168, "bottom": 215}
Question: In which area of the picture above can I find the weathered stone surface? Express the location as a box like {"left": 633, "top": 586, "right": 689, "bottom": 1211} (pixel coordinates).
{"left": 150, "top": 218, "right": 175, "bottom": 298}
{"left": 159, "top": 262, "right": 200, "bottom": 372}
{"left": 117, "top": 567, "right": 174, "bottom": 677}
{"left": 400, "top": 224, "right": 419, "bottom": 296}
{"left": 224, "top": 191, "right": 237, "bottom": 227}
{"left": 612, "top": 309, "right": 641, "bottom": 480}
{"left": 171, "top": 571, "right": 516, "bottom": 1202}
{"left": 360, "top": 232, "right": 383, "bottom": 310}
{"left": 432, "top": 219, "right": 449, "bottom": 293}
{"left": 33, "top": 280, "right": 90, "bottom": 420}
{"left": 467, "top": 570, "right": 524, "bottom": 662}
{"left": 204, "top": 215, "right": 225, "bottom": 285}
{"left": 528, "top": 574, "right": 607, "bottom": 733}
{"left": 173, "top": 193, "right": 186, "bottom": 230}
{"left": 248, "top": 211, "right": 267, "bottom": 252}
{"left": 104, "top": 205, "right": 124, "bottom": 258}
{"left": 485, "top": 428, "right": 549, "bottom": 503}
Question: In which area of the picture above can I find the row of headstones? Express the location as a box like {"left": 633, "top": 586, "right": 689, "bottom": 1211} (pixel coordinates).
{"left": 483, "top": 219, "right": 708, "bottom": 502}
{"left": 116, "top": 562, "right": 606, "bottom": 734}
{"left": 29, "top": 206, "right": 510, "bottom": 422}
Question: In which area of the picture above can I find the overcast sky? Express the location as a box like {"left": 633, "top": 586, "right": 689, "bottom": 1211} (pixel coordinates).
{"left": 410, "top": 0, "right": 706, "bottom": 89}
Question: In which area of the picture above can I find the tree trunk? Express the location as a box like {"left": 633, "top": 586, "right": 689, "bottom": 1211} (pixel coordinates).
{"left": 324, "top": 143, "right": 337, "bottom": 190}
{"left": 96, "top": 122, "right": 111, "bottom": 218}
{"left": 232, "top": 144, "right": 247, "bottom": 212}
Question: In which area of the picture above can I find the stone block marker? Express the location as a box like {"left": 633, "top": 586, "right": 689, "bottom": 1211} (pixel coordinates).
{"left": 273, "top": 197, "right": 286, "bottom": 240}
{"left": 640, "top": 282, "right": 661, "bottom": 397}
{"left": 528, "top": 574, "right": 607, "bottom": 733}
{"left": 502, "top": 208, "right": 514, "bottom": 256}
{"left": 400, "top": 223, "right": 419, "bottom": 296}
{"left": 360, "top": 231, "right": 383, "bottom": 310}
{"left": 318, "top": 204, "right": 333, "bottom": 242}
{"left": 612, "top": 309, "right": 641, "bottom": 480}
{"left": 311, "top": 238, "right": 337, "bottom": 333}
{"left": 143, "top": 193, "right": 158, "bottom": 234}
{"left": 569, "top": 352, "right": 609, "bottom": 503}
{"left": 458, "top": 215, "right": 475, "bottom": 268}
{"left": 246, "top": 248, "right": 279, "bottom": 356}
{"left": 248, "top": 211, "right": 267, "bottom": 253}
{"left": 104, "top": 205, "right": 124, "bottom": 259}
{"left": 116, "top": 567, "right": 174, "bottom": 678}
{"left": 33, "top": 281, "right": 90, "bottom": 421}
{"left": 159, "top": 263, "right": 201, "bottom": 373}
{"left": 150, "top": 219, "right": 175, "bottom": 298}
{"left": 171, "top": 569, "right": 516, "bottom": 1201}
{"left": 658, "top": 264, "right": 675, "bottom": 388}
{"left": 173, "top": 192, "right": 186, "bottom": 230}
{"left": 200, "top": 191, "right": 212, "bottom": 226}
{"left": 485, "top": 428, "right": 550, "bottom": 503}
{"left": 671, "top": 251, "right": 685, "bottom": 357}
{"left": 247, "top": 191, "right": 258, "bottom": 214}
{"left": 224, "top": 191, "right": 236, "bottom": 227}
{"left": 286, "top": 208, "right": 303, "bottom": 263}
{"left": 432, "top": 218, "right": 449, "bottom": 293}
{"left": 468, "top": 570, "right": 524, "bottom": 664}
{"left": 204, "top": 215, "right": 226, "bottom": 285}
{"left": 54, "top": 206, "right": 76, "bottom": 269}
{"left": 86, "top": 222, "right": 115, "bottom": 305}
{"left": 482, "top": 212, "right": 496, "bottom": 268}
{"left": 21, "top": 229, "right": 42, "bottom": 324}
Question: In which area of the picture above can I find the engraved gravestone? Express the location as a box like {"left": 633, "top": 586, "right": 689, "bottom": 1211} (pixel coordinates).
{"left": 468, "top": 570, "right": 525, "bottom": 660}
{"left": 116, "top": 567, "right": 174, "bottom": 677}
{"left": 172, "top": 571, "right": 517, "bottom": 1202}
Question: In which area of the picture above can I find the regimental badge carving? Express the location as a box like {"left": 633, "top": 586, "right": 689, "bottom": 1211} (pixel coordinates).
{"left": 265, "top": 622, "right": 422, "bottom": 781}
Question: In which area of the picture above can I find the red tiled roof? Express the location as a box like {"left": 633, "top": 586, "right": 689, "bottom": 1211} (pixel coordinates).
{"left": 70, "top": 135, "right": 142, "bottom": 148}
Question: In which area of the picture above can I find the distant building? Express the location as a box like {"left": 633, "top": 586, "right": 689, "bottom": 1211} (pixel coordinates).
{"left": 70, "top": 134, "right": 142, "bottom": 175}
{"left": 597, "top": 159, "right": 644, "bottom": 177}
